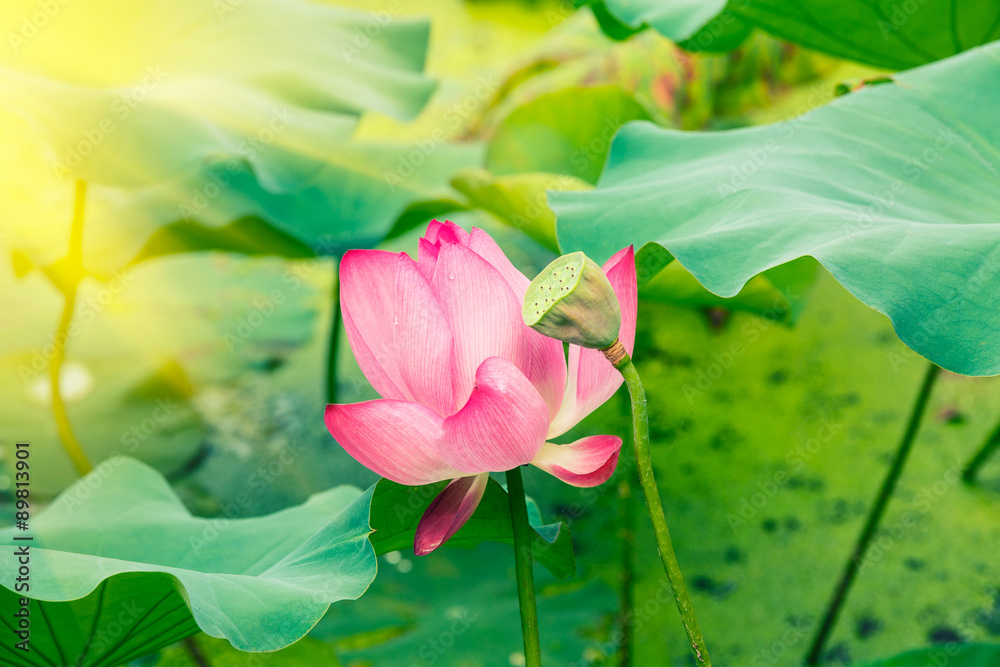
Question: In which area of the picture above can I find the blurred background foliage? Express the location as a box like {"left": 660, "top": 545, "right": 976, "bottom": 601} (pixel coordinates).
{"left": 1, "top": 0, "right": 998, "bottom": 665}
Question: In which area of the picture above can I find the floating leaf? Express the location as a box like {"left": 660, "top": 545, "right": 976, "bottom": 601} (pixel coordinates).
{"left": 0, "top": 458, "right": 377, "bottom": 663}
{"left": 370, "top": 477, "right": 576, "bottom": 579}
{"left": 553, "top": 44, "right": 1000, "bottom": 376}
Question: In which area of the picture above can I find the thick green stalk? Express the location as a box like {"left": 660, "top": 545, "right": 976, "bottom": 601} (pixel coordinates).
{"left": 506, "top": 466, "right": 542, "bottom": 667}
{"left": 962, "top": 416, "right": 1000, "bottom": 484}
{"left": 51, "top": 180, "right": 92, "bottom": 477}
{"left": 805, "top": 362, "right": 939, "bottom": 665}
{"left": 612, "top": 353, "right": 712, "bottom": 666}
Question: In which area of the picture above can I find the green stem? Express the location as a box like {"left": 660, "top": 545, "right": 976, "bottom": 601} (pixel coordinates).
{"left": 505, "top": 466, "right": 542, "bottom": 667}
{"left": 614, "top": 356, "right": 712, "bottom": 666}
{"left": 51, "top": 180, "right": 92, "bottom": 478}
{"left": 805, "top": 361, "right": 939, "bottom": 665}
{"left": 183, "top": 637, "right": 211, "bottom": 667}
{"left": 617, "top": 390, "right": 635, "bottom": 667}
{"left": 325, "top": 259, "right": 341, "bottom": 405}
{"left": 962, "top": 416, "right": 1000, "bottom": 484}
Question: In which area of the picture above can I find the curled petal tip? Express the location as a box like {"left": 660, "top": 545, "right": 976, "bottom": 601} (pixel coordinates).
{"left": 532, "top": 435, "right": 623, "bottom": 487}
{"left": 413, "top": 474, "right": 489, "bottom": 555}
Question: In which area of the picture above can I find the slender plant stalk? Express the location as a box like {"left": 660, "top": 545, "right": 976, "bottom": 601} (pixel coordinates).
{"left": 962, "top": 416, "right": 1000, "bottom": 484}
{"left": 617, "top": 390, "right": 636, "bottom": 667}
{"left": 805, "top": 361, "right": 940, "bottom": 665}
{"left": 55, "top": 180, "right": 210, "bottom": 666}
{"left": 182, "top": 637, "right": 210, "bottom": 667}
{"left": 505, "top": 466, "right": 542, "bottom": 667}
{"left": 51, "top": 180, "right": 93, "bottom": 477}
{"left": 325, "top": 261, "right": 341, "bottom": 404}
{"left": 609, "top": 349, "right": 712, "bottom": 666}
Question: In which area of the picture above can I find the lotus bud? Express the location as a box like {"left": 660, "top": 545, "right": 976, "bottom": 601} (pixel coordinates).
{"left": 522, "top": 252, "right": 621, "bottom": 350}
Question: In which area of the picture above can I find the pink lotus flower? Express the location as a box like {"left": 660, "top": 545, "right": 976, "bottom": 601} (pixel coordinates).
{"left": 325, "top": 220, "right": 637, "bottom": 555}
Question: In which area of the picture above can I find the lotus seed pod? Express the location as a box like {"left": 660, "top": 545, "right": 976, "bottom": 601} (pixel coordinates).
{"left": 522, "top": 252, "right": 621, "bottom": 349}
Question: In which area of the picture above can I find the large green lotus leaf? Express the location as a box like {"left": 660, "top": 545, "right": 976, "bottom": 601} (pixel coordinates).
{"left": 588, "top": 0, "right": 1000, "bottom": 70}
{"left": 0, "top": 0, "right": 433, "bottom": 188}
{"left": 486, "top": 86, "right": 652, "bottom": 184}
{"left": 370, "top": 477, "right": 576, "bottom": 579}
{"left": 553, "top": 44, "right": 1000, "bottom": 377}
{"left": 859, "top": 645, "right": 1000, "bottom": 666}
{"left": 0, "top": 458, "right": 377, "bottom": 663}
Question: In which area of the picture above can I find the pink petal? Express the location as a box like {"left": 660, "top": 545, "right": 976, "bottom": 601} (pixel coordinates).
{"left": 467, "top": 227, "right": 529, "bottom": 295}
{"left": 414, "top": 473, "right": 489, "bottom": 556}
{"left": 468, "top": 227, "right": 567, "bottom": 420}
{"left": 548, "top": 246, "right": 637, "bottom": 438}
{"left": 341, "top": 250, "right": 455, "bottom": 414}
{"left": 324, "top": 400, "right": 457, "bottom": 486}
{"left": 340, "top": 250, "right": 409, "bottom": 401}
{"left": 424, "top": 219, "right": 470, "bottom": 246}
{"left": 432, "top": 244, "right": 531, "bottom": 406}
{"left": 526, "top": 333, "right": 567, "bottom": 421}
{"left": 531, "top": 435, "right": 622, "bottom": 487}
{"left": 393, "top": 258, "right": 455, "bottom": 416}
{"left": 440, "top": 357, "right": 549, "bottom": 473}
{"left": 416, "top": 237, "right": 439, "bottom": 283}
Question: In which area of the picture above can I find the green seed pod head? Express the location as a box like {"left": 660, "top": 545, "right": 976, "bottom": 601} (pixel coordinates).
{"left": 522, "top": 252, "right": 621, "bottom": 349}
